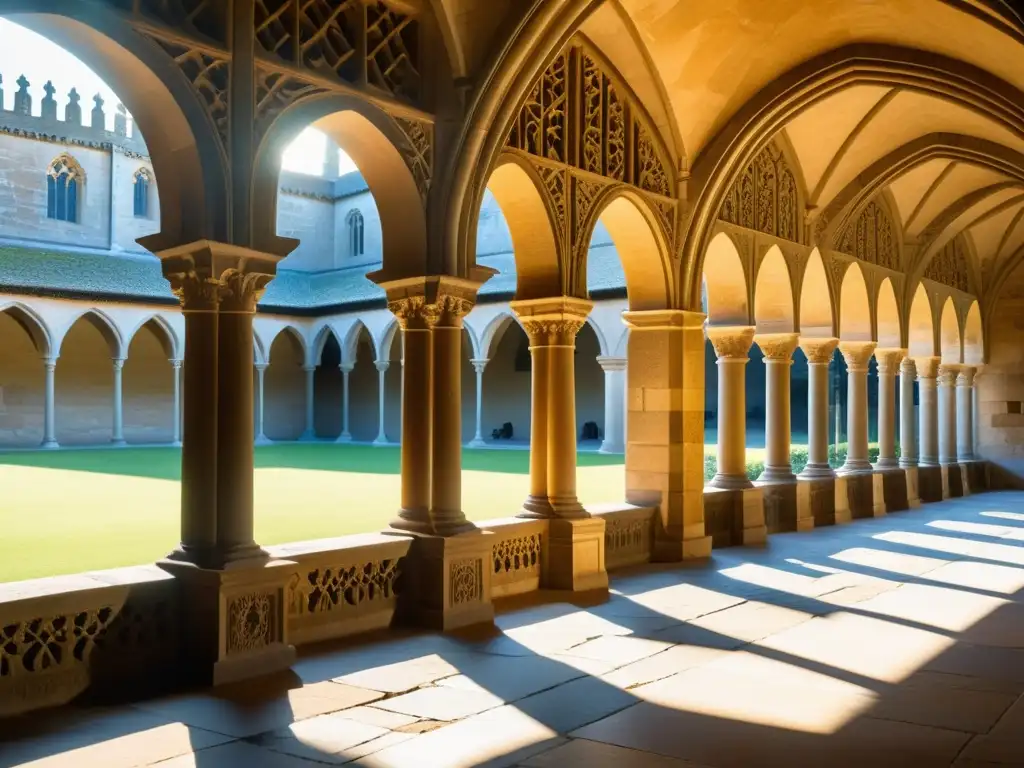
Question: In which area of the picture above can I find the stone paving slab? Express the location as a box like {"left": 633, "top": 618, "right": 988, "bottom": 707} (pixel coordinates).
{"left": 2, "top": 491, "right": 1024, "bottom": 768}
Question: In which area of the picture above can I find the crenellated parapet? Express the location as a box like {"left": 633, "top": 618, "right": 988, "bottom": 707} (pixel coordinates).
{"left": 0, "top": 73, "right": 148, "bottom": 157}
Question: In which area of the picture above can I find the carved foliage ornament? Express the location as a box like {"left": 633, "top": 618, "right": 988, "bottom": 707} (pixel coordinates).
{"left": 450, "top": 559, "right": 482, "bottom": 605}
{"left": 719, "top": 141, "right": 798, "bottom": 242}
{"left": 228, "top": 593, "right": 273, "bottom": 654}
{"left": 836, "top": 200, "right": 899, "bottom": 271}
{"left": 166, "top": 268, "right": 273, "bottom": 313}
{"left": 392, "top": 116, "right": 432, "bottom": 203}
{"left": 520, "top": 316, "right": 587, "bottom": 347}
{"left": 838, "top": 342, "right": 877, "bottom": 371}
{"left": 605, "top": 518, "right": 647, "bottom": 553}
{"left": 388, "top": 292, "right": 472, "bottom": 330}
{"left": 254, "top": 68, "right": 329, "bottom": 141}
{"left": 493, "top": 535, "right": 542, "bottom": 580}
{"left": 925, "top": 236, "right": 971, "bottom": 293}
{"left": 0, "top": 608, "right": 112, "bottom": 678}
{"left": 506, "top": 43, "right": 671, "bottom": 198}
{"left": 800, "top": 338, "right": 839, "bottom": 364}
{"left": 290, "top": 559, "right": 401, "bottom": 616}
{"left": 707, "top": 327, "right": 755, "bottom": 360}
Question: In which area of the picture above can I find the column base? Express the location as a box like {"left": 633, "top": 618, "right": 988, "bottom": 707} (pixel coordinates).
{"left": 834, "top": 476, "right": 852, "bottom": 524}
{"left": 544, "top": 517, "right": 608, "bottom": 593}
{"left": 467, "top": 437, "right": 487, "bottom": 448}
{"left": 391, "top": 530, "right": 495, "bottom": 631}
{"left": 518, "top": 494, "right": 556, "bottom": 519}
{"left": 875, "top": 457, "right": 900, "bottom": 469}
{"left": 335, "top": 433, "right": 352, "bottom": 444}
{"left": 164, "top": 541, "right": 270, "bottom": 571}
{"left": 255, "top": 434, "right": 272, "bottom": 446}
{"left": 372, "top": 436, "right": 389, "bottom": 446}
{"left": 111, "top": 438, "right": 127, "bottom": 447}
{"left": 903, "top": 466, "right": 922, "bottom": 508}
{"left": 838, "top": 460, "right": 873, "bottom": 475}
{"left": 390, "top": 511, "right": 434, "bottom": 536}
{"left": 298, "top": 430, "right": 316, "bottom": 442}
{"left": 703, "top": 486, "right": 766, "bottom": 547}
{"left": 40, "top": 439, "right": 59, "bottom": 450}
{"left": 799, "top": 462, "right": 835, "bottom": 479}
{"left": 171, "top": 440, "right": 183, "bottom": 448}
{"left": 159, "top": 558, "right": 296, "bottom": 687}
{"left": 710, "top": 472, "right": 754, "bottom": 490}
{"left": 758, "top": 466, "right": 797, "bottom": 484}
{"left": 598, "top": 442, "right": 624, "bottom": 455}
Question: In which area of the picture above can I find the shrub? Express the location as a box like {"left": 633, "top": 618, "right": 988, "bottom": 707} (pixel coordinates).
{"left": 704, "top": 453, "right": 717, "bottom": 481}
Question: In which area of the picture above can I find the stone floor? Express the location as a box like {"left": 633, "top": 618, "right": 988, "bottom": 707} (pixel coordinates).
{"left": 4, "top": 491, "right": 1024, "bottom": 767}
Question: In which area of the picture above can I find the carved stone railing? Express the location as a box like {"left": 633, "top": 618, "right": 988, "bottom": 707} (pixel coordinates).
{"left": 478, "top": 518, "right": 547, "bottom": 599}
{"left": 267, "top": 533, "right": 411, "bottom": 647}
{"left": 0, "top": 565, "right": 179, "bottom": 718}
{"left": 590, "top": 503, "right": 656, "bottom": 571}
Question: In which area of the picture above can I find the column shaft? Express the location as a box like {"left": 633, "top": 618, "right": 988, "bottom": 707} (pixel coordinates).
{"left": 171, "top": 360, "right": 182, "bottom": 446}
{"left": 917, "top": 357, "right": 940, "bottom": 466}
{"left": 112, "top": 358, "right": 126, "bottom": 445}
{"left": 708, "top": 327, "right": 755, "bottom": 489}
{"left": 938, "top": 364, "right": 959, "bottom": 465}
{"left": 524, "top": 340, "right": 552, "bottom": 516}
{"left": 373, "top": 361, "right": 389, "bottom": 445}
{"left": 469, "top": 359, "right": 487, "bottom": 448}
{"left": 839, "top": 342, "right": 876, "bottom": 474}
{"left": 899, "top": 358, "right": 918, "bottom": 467}
{"left": 597, "top": 356, "right": 626, "bottom": 454}
{"left": 755, "top": 334, "right": 799, "bottom": 482}
{"left": 41, "top": 357, "right": 58, "bottom": 448}
{"left": 957, "top": 368, "right": 975, "bottom": 460}
{"left": 301, "top": 364, "right": 316, "bottom": 440}
{"left": 254, "top": 363, "right": 268, "bottom": 444}
{"left": 874, "top": 349, "right": 904, "bottom": 468}
{"left": 337, "top": 364, "right": 352, "bottom": 442}
{"left": 798, "top": 338, "right": 838, "bottom": 477}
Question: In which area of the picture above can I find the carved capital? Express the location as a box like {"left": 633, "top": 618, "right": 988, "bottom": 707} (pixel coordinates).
{"left": 596, "top": 356, "right": 628, "bottom": 372}
{"left": 707, "top": 326, "right": 755, "bottom": 360}
{"left": 957, "top": 366, "right": 976, "bottom": 387}
{"left": 938, "top": 363, "right": 961, "bottom": 386}
{"left": 379, "top": 275, "right": 482, "bottom": 331}
{"left": 157, "top": 241, "right": 280, "bottom": 314}
{"left": 838, "top": 341, "right": 877, "bottom": 372}
{"left": 434, "top": 294, "right": 474, "bottom": 328}
{"left": 388, "top": 296, "right": 439, "bottom": 331}
{"left": 900, "top": 356, "right": 917, "bottom": 377}
{"left": 874, "top": 348, "right": 906, "bottom": 376}
{"left": 914, "top": 356, "right": 940, "bottom": 379}
{"left": 471, "top": 358, "right": 488, "bottom": 375}
{"left": 511, "top": 296, "right": 593, "bottom": 347}
{"left": 798, "top": 337, "right": 839, "bottom": 365}
{"left": 754, "top": 333, "right": 799, "bottom": 362}
{"left": 112, "top": 358, "right": 126, "bottom": 371}
{"left": 375, "top": 360, "right": 391, "bottom": 373}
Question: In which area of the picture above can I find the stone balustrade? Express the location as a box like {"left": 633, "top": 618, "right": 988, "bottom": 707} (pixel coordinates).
{"left": 478, "top": 517, "right": 547, "bottom": 598}
{"left": 590, "top": 503, "right": 656, "bottom": 571}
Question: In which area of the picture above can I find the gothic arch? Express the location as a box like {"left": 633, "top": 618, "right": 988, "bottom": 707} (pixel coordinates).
{"left": 126, "top": 314, "right": 180, "bottom": 360}
{"left": 0, "top": 301, "right": 53, "bottom": 358}
{"left": 908, "top": 283, "right": 936, "bottom": 357}
{"left": 798, "top": 248, "right": 834, "bottom": 338}
{"left": 311, "top": 325, "right": 342, "bottom": 366}
{"left": 251, "top": 94, "right": 427, "bottom": 274}
{"left": 702, "top": 231, "right": 749, "bottom": 326}
{"left": 682, "top": 44, "right": 1024, "bottom": 309}
{"left": 378, "top": 319, "right": 400, "bottom": 363}
{"left": 266, "top": 325, "right": 308, "bottom": 364}
{"left": 876, "top": 277, "right": 902, "bottom": 348}
{"left": 60, "top": 310, "right": 124, "bottom": 359}
{"left": 484, "top": 156, "right": 563, "bottom": 300}
{"left": 964, "top": 300, "right": 984, "bottom": 365}
{"left": 0, "top": 4, "right": 229, "bottom": 247}
{"left": 839, "top": 261, "right": 871, "bottom": 341}
{"left": 254, "top": 331, "right": 268, "bottom": 365}
{"left": 753, "top": 245, "right": 795, "bottom": 333}
{"left": 939, "top": 297, "right": 962, "bottom": 363}
{"left": 479, "top": 313, "right": 521, "bottom": 360}
{"left": 580, "top": 188, "right": 673, "bottom": 310}
{"left": 342, "top": 320, "right": 376, "bottom": 366}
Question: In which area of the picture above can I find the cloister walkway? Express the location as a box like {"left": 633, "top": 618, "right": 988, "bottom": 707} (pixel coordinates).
{"left": 3, "top": 492, "right": 1024, "bottom": 767}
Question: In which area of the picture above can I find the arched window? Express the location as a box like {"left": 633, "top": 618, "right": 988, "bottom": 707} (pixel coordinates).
{"left": 347, "top": 209, "right": 365, "bottom": 257}
{"left": 46, "top": 154, "right": 83, "bottom": 223}
{"left": 133, "top": 167, "right": 152, "bottom": 218}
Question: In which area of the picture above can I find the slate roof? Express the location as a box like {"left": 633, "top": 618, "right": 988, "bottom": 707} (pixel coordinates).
{"left": 0, "top": 241, "right": 628, "bottom": 315}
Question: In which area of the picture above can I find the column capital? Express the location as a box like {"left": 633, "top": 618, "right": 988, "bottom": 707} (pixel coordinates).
{"left": 622, "top": 309, "right": 705, "bottom": 330}
{"left": 754, "top": 332, "right": 799, "bottom": 362}
{"left": 41, "top": 356, "right": 57, "bottom": 370}
{"left": 956, "top": 366, "right": 976, "bottom": 387}
{"left": 170, "top": 358, "right": 183, "bottom": 370}
{"left": 914, "top": 355, "right": 940, "bottom": 379}
{"left": 900, "top": 356, "right": 917, "bottom": 377}
{"left": 254, "top": 361, "right": 268, "bottom": 372}
{"left": 511, "top": 296, "right": 593, "bottom": 346}
{"left": 157, "top": 240, "right": 281, "bottom": 314}
{"left": 375, "top": 360, "right": 390, "bottom": 373}
{"left": 798, "top": 336, "right": 839, "bottom": 364}
{"left": 937, "top": 362, "right": 961, "bottom": 386}
{"left": 470, "top": 358, "right": 488, "bottom": 374}
{"left": 112, "top": 357, "right": 126, "bottom": 370}
{"left": 838, "top": 340, "right": 877, "bottom": 371}
{"left": 707, "top": 325, "right": 755, "bottom": 360}
{"left": 595, "top": 355, "right": 627, "bottom": 372}
{"left": 379, "top": 275, "right": 482, "bottom": 330}
{"left": 338, "top": 362, "right": 355, "bottom": 374}
{"left": 302, "top": 363, "right": 317, "bottom": 373}
{"left": 874, "top": 347, "right": 906, "bottom": 375}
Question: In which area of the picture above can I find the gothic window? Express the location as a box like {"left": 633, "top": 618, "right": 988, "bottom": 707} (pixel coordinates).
{"left": 46, "top": 155, "right": 83, "bottom": 223}
{"left": 347, "top": 209, "right": 365, "bottom": 257}
{"left": 133, "top": 168, "right": 152, "bottom": 218}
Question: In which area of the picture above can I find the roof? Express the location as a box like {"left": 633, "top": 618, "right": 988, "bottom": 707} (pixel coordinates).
{"left": 0, "top": 242, "right": 628, "bottom": 315}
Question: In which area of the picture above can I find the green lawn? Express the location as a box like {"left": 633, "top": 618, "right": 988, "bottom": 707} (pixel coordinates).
{"left": 0, "top": 444, "right": 626, "bottom": 583}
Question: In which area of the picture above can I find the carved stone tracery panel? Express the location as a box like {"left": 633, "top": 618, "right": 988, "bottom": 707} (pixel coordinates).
{"left": 925, "top": 236, "right": 971, "bottom": 293}
{"left": 836, "top": 200, "right": 900, "bottom": 271}
{"left": 718, "top": 141, "right": 799, "bottom": 242}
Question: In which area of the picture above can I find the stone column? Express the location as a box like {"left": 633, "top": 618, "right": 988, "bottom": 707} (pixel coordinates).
{"left": 957, "top": 366, "right": 975, "bottom": 460}
{"left": 899, "top": 357, "right": 918, "bottom": 467}
{"left": 707, "top": 326, "right": 756, "bottom": 489}
{"left": 111, "top": 357, "right": 126, "bottom": 445}
{"left": 874, "top": 349, "right": 904, "bottom": 468}
{"left": 372, "top": 360, "right": 389, "bottom": 446}
{"left": 798, "top": 338, "right": 838, "bottom": 477}
{"left": 468, "top": 358, "right": 488, "bottom": 448}
{"left": 596, "top": 356, "right": 627, "bottom": 454}
{"left": 171, "top": 359, "right": 183, "bottom": 446}
{"left": 938, "top": 363, "right": 959, "bottom": 465}
{"left": 336, "top": 362, "right": 353, "bottom": 442}
{"left": 754, "top": 333, "right": 799, "bottom": 482}
{"left": 159, "top": 242, "right": 278, "bottom": 570}
{"left": 838, "top": 341, "right": 877, "bottom": 474}
{"left": 254, "top": 362, "right": 269, "bottom": 445}
{"left": 41, "top": 356, "right": 59, "bottom": 449}
{"left": 300, "top": 364, "right": 316, "bottom": 441}
{"left": 916, "top": 357, "right": 940, "bottom": 466}
{"left": 622, "top": 310, "right": 710, "bottom": 560}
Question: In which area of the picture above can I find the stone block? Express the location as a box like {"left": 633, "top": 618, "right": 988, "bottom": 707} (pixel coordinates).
{"left": 946, "top": 464, "right": 964, "bottom": 497}
{"left": 877, "top": 467, "right": 909, "bottom": 513}
{"left": 904, "top": 466, "right": 922, "bottom": 508}
{"left": 918, "top": 465, "right": 944, "bottom": 502}
{"left": 758, "top": 480, "right": 800, "bottom": 533}
{"left": 798, "top": 475, "right": 836, "bottom": 528}
{"left": 834, "top": 475, "right": 852, "bottom": 523}
{"left": 870, "top": 472, "right": 888, "bottom": 517}
{"left": 702, "top": 486, "right": 766, "bottom": 547}
{"left": 841, "top": 472, "right": 875, "bottom": 519}
{"left": 544, "top": 517, "right": 609, "bottom": 593}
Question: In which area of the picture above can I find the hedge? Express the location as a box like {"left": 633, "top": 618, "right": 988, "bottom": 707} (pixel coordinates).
{"left": 702, "top": 442, "right": 888, "bottom": 481}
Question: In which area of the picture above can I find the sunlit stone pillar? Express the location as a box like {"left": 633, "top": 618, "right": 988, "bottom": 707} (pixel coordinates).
{"left": 337, "top": 362, "right": 353, "bottom": 443}
{"left": 916, "top": 357, "right": 940, "bottom": 466}
{"left": 300, "top": 363, "right": 316, "bottom": 441}
{"left": 755, "top": 333, "right": 799, "bottom": 482}
{"left": 111, "top": 357, "right": 126, "bottom": 446}
{"left": 957, "top": 366, "right": 975, "bottom": 460}
{"left": 373, "top": 360, "right": 389, "bottom": 446}
{"left": 899, "top": 357, "right": 918, "bottom": 468}
{"left": 798, "top": 338, "right": 838, "bottom": 478}
{"left": 171, "top": 359, "right": 183, "bottom": 446}
{"left": 254, "top": 362, "right": 269, "bottom": 445}
{"left": 838, "top": 341, "right": 876, "bottom": 474}
{"left": 874, "top": 349, "right": 904, "bottom": 468}
{"left": 468, "top": 358, "right": 488, "bottom": 448}
{"left": 938, "top": 363, "right": 959, "bottom": 465}
{"left": 707, "top": 326, "right": 755, "bottom": 490}
{"left": 596, "top": 356, "right": 627, "bottom": 454}
{"left": 41, "top": 356, "right": 58, "bottom": 449}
